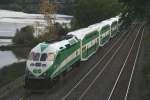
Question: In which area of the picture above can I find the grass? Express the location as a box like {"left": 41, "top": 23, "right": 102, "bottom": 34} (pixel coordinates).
{"left": 0, "top": 62, "right": 26, "bottom": 88}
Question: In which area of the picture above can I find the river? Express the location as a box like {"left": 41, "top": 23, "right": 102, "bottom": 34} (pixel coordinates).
{"left": 0, "top": 9, "right": 72, "bottom": 69}
{"left": 0, "top": 50, "right": 25, "bottom": 69}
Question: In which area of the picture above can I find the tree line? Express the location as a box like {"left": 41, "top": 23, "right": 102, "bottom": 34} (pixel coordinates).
{"left": 0, "top": 0, "right": 72, "bottom": 13}
{"left": 0, "top": 0, "right": 149, "bottom": 22}
{"left": 119, "top": 0, "right": 150, "bottom": 23}
{"left": 4, "top": 0, "right": 149, "bottom": 46}
{"left": 0, "top": 0, "right": 40, "bottom": 13}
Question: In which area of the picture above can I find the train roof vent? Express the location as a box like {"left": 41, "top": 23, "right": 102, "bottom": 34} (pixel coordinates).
{"left": 65, "top": 44, "right": 71, "bottom": 48}
{"left": 69, "top": 38, "right": 77, "bottom": 45}
{"left": 59, "top": 47, "right": 64, "bottom": 49}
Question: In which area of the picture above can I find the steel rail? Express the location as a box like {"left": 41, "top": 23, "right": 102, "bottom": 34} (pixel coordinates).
{"left": 62, "top": 24, "right": 138, "bottom": 100}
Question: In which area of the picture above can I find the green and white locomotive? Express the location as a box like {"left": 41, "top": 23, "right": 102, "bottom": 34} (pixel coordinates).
{"left": 25, "top": 16, "right": 120, "bottom": 89}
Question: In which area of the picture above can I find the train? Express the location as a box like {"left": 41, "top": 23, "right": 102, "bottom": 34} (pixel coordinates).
{"left": 25, "top": 16, "right": 121, "bottom": 89}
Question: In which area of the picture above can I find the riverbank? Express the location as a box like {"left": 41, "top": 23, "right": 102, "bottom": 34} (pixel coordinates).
{"left": 0, "top": 45, "right": 31, "bottom": 87}
{"left": 0, "top": 62, "right": 26, "bottom": 88}
{"left": 0, "top": 45, "right": 31, "bottom": 69}
{"left": 0, "top": 44, "right": 33, "bottom": 50}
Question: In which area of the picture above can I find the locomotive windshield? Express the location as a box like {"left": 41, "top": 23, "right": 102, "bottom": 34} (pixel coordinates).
{"left": 28, "top": 52, "right": 55, "bottom": 61}
{"left": 40, "top": 53, "right": 47, "bottom": 61}
{"left": 28, "top": 52, "right": 40, "bottom": 61}
{"left": 28, "top": 52, "right": 47, "bottom": 61}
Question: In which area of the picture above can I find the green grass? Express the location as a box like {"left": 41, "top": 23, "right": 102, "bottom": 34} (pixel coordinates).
{"left": 0, "top": 62, "right": 26, "bottom": 88}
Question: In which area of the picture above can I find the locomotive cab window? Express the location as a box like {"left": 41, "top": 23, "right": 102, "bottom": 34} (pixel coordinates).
{"left": 40, "top": 53, "right": 47, "bottom": 61}
{"left": 28, "top": 52, "right": 40, "bottom": 61}
{"left": 33, "top": 53, "right": 40, "bottom": 61}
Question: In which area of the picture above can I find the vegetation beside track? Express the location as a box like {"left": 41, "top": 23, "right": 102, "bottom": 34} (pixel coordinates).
{"left": 143, "top": 25, "right": 150, "bottom": 100}
{"left": 0, "top": 62, "right": 26, "bottom": 88}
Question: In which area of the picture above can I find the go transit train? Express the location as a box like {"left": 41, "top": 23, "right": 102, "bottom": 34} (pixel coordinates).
{"left": 25, "top": 16, "right": 121, "bottom": 89}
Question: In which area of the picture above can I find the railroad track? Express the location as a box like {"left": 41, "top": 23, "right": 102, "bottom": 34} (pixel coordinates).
{"left": 18, "top": 23, "right": 143, "bottom": 100}
{"left": 107, "top": 24, "right": 144, "bottom": 100}
{"left": 61, "top": 23, "right": 144, "bottom": 100}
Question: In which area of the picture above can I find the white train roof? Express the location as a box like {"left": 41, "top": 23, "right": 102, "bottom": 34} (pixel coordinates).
{"left": 67, "top": 27, "right": 97, "bottom": 40}
{"left": 88, "top": 20, "right": 111, "bottom": 32}
{"left": 89, "top": 17, "right": 119, "bottom": 31}
{"left": 111, "top": 16, "right": 119, "bottom": 21}
{"left": 31, "top": 40, "right": 69, "bottom": 55}
{"left": 48, "top": 37, "right": 78, "bottom": 52}
{"left": 68, "top": 20, "right": 115, "bottom": 40}
{"left": 48, "top": 40, "right": 69, "bottom": 53}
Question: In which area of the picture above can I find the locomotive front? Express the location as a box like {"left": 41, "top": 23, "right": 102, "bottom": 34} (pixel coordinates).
{"left": 25, "top": 43, "right": 57, "bottom": 89}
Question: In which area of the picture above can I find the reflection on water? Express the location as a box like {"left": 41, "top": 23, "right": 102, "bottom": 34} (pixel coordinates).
{"left": 0, "top": 39, "right": 12, "bottom": 46}
{"left": 0, "top": 48, "right": 31, "bottom": 69}
{"left": 0, "top": 51, "right": 20, "bottom": 69}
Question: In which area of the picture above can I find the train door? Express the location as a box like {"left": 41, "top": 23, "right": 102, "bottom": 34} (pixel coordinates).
{"left": 111, "top": 21, "right": 118, "bottom": 38}
{"left": 82, "top": 45, "right": 88, "bottom": 60}
{"left": 100, "top": 25, "right": 111, "bottom": 46}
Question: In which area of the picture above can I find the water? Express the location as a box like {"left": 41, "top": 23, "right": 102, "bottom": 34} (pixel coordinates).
{"left": 0, "top": 39, "right": 12, "bottom": 46}
{"left": 0, "top": 22, "right": 29, "bottom": 46}
{"left": 0, "top": 9, "right": 72, "bottom": 69}
{"left": 0, "top": 10, "right": 72, "bottom": 38}
{"left": 0, "top": 22, "right": 28, "bottom": 37}
{"left": 0, "top": 51, "right": 24, "bottom": 69}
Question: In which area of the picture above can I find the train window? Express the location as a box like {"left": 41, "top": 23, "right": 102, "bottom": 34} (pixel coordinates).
{"left": 97, "top": 38, "right": 99, "bottom": 42}
{"left": 76, "top": 51, "right": 78, "bottom": 55}
{"left": 47, "top": 53, "right": 55, "bottom": 61}
{"left": 28, "top": 52, "right": 40, "bottom": 61}
{"left": 82, "top": 46, "right": 86, "bottom": 51}
{"left": 33, "top": 53, "right": 40, "bottom": 61}
{"left": 40, "top": 53, "right": 47, "bottom": 61}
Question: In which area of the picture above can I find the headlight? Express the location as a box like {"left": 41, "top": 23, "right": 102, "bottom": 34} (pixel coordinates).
{"left": 47, "top": 53, "right": 55, "bottom": 61}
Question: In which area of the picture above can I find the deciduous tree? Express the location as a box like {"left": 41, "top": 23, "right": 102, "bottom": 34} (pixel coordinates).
{"left": 39, "top": 0, "right": 57, "bottom": 40}
{"left": 72, "top": 0, "right": 122, "bottom": 28}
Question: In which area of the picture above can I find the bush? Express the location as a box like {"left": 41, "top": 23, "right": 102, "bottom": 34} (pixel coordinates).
{"left": 38, "top": 23, "right": 69, "bottom": 41}
{"left": 0, "top": 62, "right": 26, "bottom": 88}
{"left": 13, "top": 25, "right": 39, "bottom": 46}
{"left": 72, "top": 0, "right": 122, "bottom": 28}
{"left": 54, "top": 23, "right": 69, "bottom": 36}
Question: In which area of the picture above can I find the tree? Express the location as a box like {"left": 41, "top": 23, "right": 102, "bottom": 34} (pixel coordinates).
{"left": 0, "top": 0, "right": 14, "bottom": 4}
{"left": 72, "top": 0, "right": 122, "bottom": 28}
{"left": 119, "top": 0, "right": 150, "bottom": 23}
{"left": 13, "top": 26, "right": 39, "bottom": 46}
{"left": 39, "top": 0, "right": 57, "bottom": 41}
{"left": 54, "top": 23, "right": 68, "bottom": 36}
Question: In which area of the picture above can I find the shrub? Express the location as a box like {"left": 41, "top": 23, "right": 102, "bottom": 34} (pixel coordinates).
{"left": 13, "top": 25, "right": 39, "bottom": 46}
